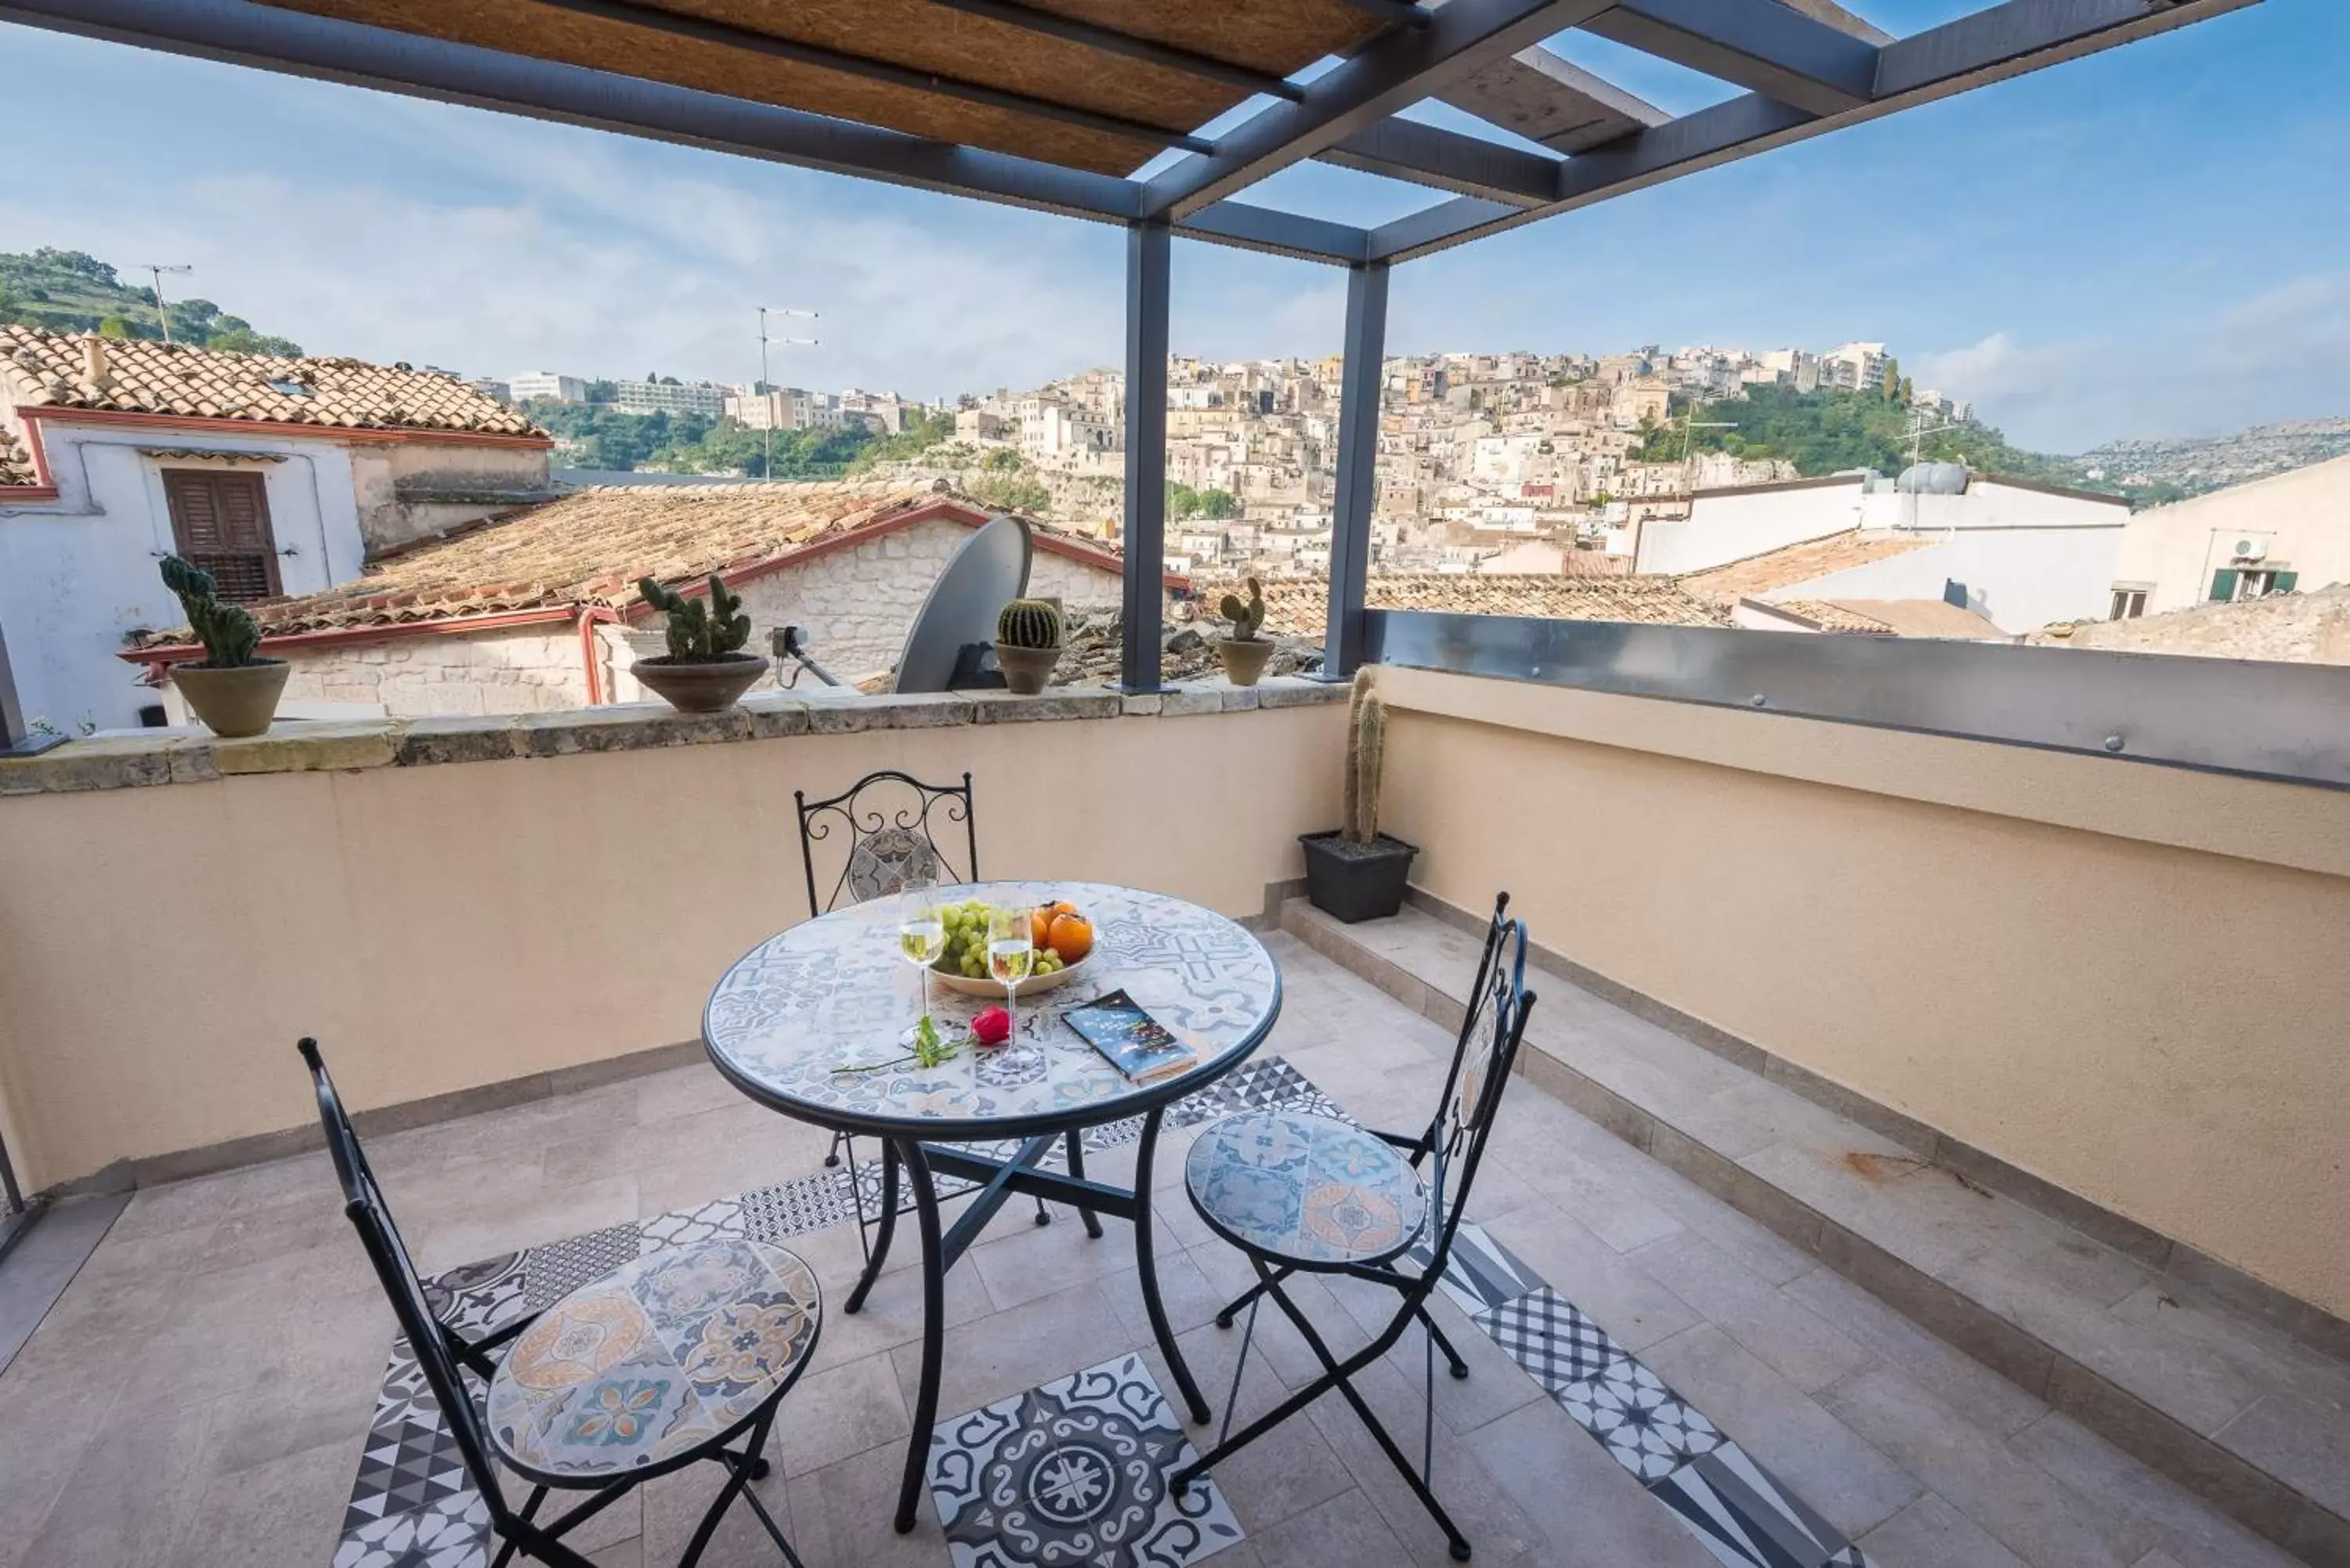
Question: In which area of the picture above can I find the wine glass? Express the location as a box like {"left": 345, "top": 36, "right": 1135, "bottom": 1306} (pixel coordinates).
{"left": 895, "top": 873, "right": 946, "bottom": 1046}
{"left": 985, "top": 904, "right": 1034, "bottom": 1043}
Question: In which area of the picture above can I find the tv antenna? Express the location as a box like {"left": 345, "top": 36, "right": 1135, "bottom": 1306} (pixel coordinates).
{"left": 757, "top": 305, "right": 819, "bottom": 479}
{"left": 140, "top": 264, "right": 193, "bottom": 345}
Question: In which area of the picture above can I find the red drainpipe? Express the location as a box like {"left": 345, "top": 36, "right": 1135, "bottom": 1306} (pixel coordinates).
{"left": 577, "top": 606, "right": 622, "bottom": 705}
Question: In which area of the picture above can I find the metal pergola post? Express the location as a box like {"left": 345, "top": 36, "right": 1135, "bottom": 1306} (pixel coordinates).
{"left": 1323, "top": 260, "right": 1389, "bottom": 681}
{"left": 1119, "top": 219, "right": 1172, "bottom": 695}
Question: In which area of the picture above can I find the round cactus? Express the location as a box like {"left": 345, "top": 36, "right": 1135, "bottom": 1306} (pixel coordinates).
{"left": 996, "top": 598, "right": 1064, "bottom": 649}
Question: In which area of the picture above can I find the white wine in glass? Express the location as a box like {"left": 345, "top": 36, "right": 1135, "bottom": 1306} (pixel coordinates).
{"left": 985, "top": 905, "right": 1033, "bottom": 1042}
{"left": 897, "top": 885, "right": 946, "bottom": 1046}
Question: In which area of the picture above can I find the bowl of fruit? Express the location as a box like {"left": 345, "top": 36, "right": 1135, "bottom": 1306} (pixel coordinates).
{"left": 931, "top": 896, "right": 1097, "bottom": 998}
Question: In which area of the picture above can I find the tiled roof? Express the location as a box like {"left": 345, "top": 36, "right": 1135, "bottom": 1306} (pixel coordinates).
{"left": 2030, "top": 583, "right": 2350, "bottom": 666}
{"left": 1756, "top": 598, "right": 2009, "bottom": 638}
{"left": 0, "top": 428, "right": 34, "bottom": 486}
{"left": 171, "top": 480, "right": 1107, "bottom": 640}
{"left": 1682, "top": 530, "right": 1936, "bottom": 602}
{"left": 1211, "top": 572, "right": 1730, "bottom": 638}
{"left": 0, "top": 324, "right": 538, "bottom": 437}
{"left": 1766, "top": 598, "right": 1895, "bottom": 634}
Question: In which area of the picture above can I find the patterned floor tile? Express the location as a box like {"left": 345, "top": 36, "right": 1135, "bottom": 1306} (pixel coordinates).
{"left": 928, "top": 1352, "right": 1243, "bottom": 1568}
{"left": 634, "top": 1195, "right": 743, "bottom": 1255}
{"left": 1559, "top": 1356, "right": 1724, "bottom": 1482}
{"left": 342, "top": 1412, "right": 475, "bottom": 1537}
{"left": 520, "top": 1223, "right": 640, "bottom": 1312}
{"left": 1474, "top": 1284, "right": 1625, "bottom": 1393}
{"left": 332, "top": 1490, "right": 489, "bottom": 1568}
{"left": 736, "top": 1169, "right": 858, "bottom": 1241}
{"left": 421, "top": 1252, "right": 526, "bottom": 1338}
{"left": 1420, "top": 1219, "right": 1543, "bottom": 1314}
{"left": 1650, "top": 1443, "right": 1861, "bottom": 1568}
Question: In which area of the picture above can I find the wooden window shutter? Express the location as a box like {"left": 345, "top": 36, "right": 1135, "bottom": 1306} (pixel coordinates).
{"left": 2274, "top": 572, "right": 2298, "bottom": 594}
{"left": 2209, "top": 569, "right": 2238, "bottom": 602}
{"left": 163, "top": 471, "right": 281, "bottom": 602}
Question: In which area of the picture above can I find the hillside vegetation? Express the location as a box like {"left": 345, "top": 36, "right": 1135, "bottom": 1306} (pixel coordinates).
{"left": 0, "top": 248, "right": 302, "bottom": 355}
{"left": 1635, "top": 385, "right": 2094, "bottom": 493}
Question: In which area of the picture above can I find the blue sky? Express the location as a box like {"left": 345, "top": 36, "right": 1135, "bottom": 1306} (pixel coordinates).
{"left": 1, "top": 0, "right": 2341, "bottom": 451}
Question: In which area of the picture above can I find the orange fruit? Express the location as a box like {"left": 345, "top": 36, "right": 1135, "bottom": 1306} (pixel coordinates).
{"left": 1029, "top": 905, "right": 1054, "bottom": 949}
{"left": 1047, "top": 912, "right": 1094, "bottom": 963}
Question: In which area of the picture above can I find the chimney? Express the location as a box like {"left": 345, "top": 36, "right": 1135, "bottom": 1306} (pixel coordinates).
{"left": 79, "top": 332, "right": 109, "bottom": 385}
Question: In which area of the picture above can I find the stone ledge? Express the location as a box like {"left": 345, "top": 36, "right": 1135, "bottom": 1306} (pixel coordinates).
{"left": 0, "top": 674, "right": 1347, "bottom": 797}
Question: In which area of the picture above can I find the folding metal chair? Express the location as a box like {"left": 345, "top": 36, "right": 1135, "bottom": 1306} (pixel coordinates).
{"left": 793, "top": 768, "right": 1071, "bottom": 1243}
{"left": 1173, "top": 895, "right": 1534, "bottom": 1562}
{"left": 302, "top": 1039, "right": 818, "bottom": 1568}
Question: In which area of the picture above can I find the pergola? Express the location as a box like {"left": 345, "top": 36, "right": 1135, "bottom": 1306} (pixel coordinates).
{"left": 4, "top": 0, "right": 2257, "bottom": 693}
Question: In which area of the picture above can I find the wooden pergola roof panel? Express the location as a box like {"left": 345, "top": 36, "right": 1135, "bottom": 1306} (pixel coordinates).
{"left": 259, "top": 0, "right": 1386, "bottom": 175}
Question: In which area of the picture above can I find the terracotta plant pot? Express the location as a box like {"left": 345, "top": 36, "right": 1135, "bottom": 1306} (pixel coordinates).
{"left": 1217, "top": 636, "right": 1274, "bottom": 686}
{"left": 993, "top": 642, "right": 1062, "bottom": 695}
{"left": 631, "top": 652, "right": 770, "bottom": 713}
{"left": 173, "top": 659, "right": 291, "bottom": 738}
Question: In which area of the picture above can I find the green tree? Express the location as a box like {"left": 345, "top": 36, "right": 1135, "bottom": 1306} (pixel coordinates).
{"left": 971, "top": 472, "right": 1050, "bottom": 513}
{"left": 982, "top": 446, "right": 1024, "bottom": 474}
{"left": 1166, "top": 482, "right": 1238, "bottom": 519}
{"left": 96, "top": 315, "right": 136, "bottom": 339}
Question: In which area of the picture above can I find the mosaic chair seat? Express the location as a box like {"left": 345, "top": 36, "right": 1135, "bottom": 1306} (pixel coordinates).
{"left": 793, "top": 768, "right": 1082, "bottom": 1246}
{"left": 1174, "top": 894, "right": 1534, "bottom": 1563}
{"left": 301, "top": 1039, "right": 819, "bottom": 1568}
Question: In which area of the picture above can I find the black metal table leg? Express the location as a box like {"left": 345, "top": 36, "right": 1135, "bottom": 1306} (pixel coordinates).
{"left": 894, "top": 1137, "right": 946, "bottom": 1534}
{"left": 844, "top": 1137, "right": 899, "bottom": 1315}
{"left": 1133, "top": 1107, "right": 1211, "bottom": 1423}
{"left": 1063, "top": 1129, "right": 1104, "bottom": 1240}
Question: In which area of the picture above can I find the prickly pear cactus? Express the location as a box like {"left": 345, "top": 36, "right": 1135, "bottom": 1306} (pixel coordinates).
{"left": 1219, "top": 576, "right": 1267, "bottom": 641}
{"left": 638, "top": 573, "right": 753, "bottom": 659}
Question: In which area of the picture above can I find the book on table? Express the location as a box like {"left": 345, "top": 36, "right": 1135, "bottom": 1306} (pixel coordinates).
{"left": 1061, "top": 989, "right": 1198, "bottom": 1084}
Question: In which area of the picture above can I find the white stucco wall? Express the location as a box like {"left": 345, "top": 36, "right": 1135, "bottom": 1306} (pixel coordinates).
{"left": 1765, "top": 525, "right": 2122, "bottom": 633}
{"left": 2111, "top": 454, "right": 2350, "bottom": 613}
{"left": 1639, "top": 479, "right": 1867, "bottom": 574}
{"left": 0, "top": 421, "right": 368, "bottom": 732}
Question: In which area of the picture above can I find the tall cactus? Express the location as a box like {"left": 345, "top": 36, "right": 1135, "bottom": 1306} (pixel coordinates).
{"left": 159, "top": 555, "right": 262, "bottom": 668}
{"left": 1219, "top": 576, "right": 1267, "bottom": 641}
{"left": 638, "top": 573, "right": 752, "bottom": 659}
{"left": 1343, "top": 667, "right": 1385, "bottom": 846}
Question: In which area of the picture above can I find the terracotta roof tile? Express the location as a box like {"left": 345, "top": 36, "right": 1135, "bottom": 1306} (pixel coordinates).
{"left": 1766, "top": 598, "right": 1894, "bottom": 634}
{"left": 0, "top": 428, "right": 34, "bottom": 486}
{"left": 0, "top": 324, "right": 537, "bottom": 437}
{"left": 2030, "top": 582, "right": 2350, "bottom": 666}
{"left": 1682, "top": 530, "right": 1936, "bottom": 602}
{"left": 156, "top": 479, "right": 1106, "bottom": 641}
{"left": 1210, "top": 572, "right": 1730, "bottom": 638}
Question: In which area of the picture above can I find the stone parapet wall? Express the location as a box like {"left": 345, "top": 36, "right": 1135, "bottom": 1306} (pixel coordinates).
{"left": 0, "top": 677, "right": 1347, "bottom": 797}
{"left": 275, "top": 626, "right": 589, "bottom": 717}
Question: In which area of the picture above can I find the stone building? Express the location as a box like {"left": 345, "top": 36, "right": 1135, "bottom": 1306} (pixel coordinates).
{"left": 0, "top": 325, "right": 551, "bottom": 729}
{"left": 128, "top": 480, "right": 1177, "bottom": 717}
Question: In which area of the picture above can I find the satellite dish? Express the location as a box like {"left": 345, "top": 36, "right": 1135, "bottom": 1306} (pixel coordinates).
{"left": 891, "top": 512, "right": 1032, "bottom": 693}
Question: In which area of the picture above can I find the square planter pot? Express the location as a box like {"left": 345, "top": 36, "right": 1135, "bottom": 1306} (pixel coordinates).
{"left": 1299, "top": 831, "right": 1419, "bottom": 923}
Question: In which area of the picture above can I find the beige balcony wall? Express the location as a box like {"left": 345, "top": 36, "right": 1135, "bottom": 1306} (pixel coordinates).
{"left": 0, "top": 702, "right": 1342, "bottom": 1194}
{"left": 1372, "top": 665, "right": 2350, "bottom": 1321}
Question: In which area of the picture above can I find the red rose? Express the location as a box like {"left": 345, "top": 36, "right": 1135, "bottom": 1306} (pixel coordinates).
{"left": 971, "top": 1006, "right": 1012, "bottom": 1046}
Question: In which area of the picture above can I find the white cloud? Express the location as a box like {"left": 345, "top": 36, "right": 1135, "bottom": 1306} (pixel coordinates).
{"left": 1915, "top": 271, "right": 2350, "bottom": 451}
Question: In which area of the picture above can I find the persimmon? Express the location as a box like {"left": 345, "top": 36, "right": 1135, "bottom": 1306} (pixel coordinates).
{"left": 1030, "top": 905, "right": 1054, "bottom": 949}
{"left": 1047, "top": 912, "right": 1094, "bottom": 963}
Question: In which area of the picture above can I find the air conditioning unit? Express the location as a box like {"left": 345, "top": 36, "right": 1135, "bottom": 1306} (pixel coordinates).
{"left": 2233, "top": 537, "right": 2269, "bottom": 561}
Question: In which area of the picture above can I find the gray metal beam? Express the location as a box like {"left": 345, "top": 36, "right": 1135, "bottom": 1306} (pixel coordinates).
{"left": 1436, "top": 43, "right": 1667, "bottom": 154}
{"left": 1373, "top": 0, "right": 2262, "bottom": 262}
{"left": 1323, "top": 262, "right": 1390, "bottom": 681}
{"left": 922, "top": 0, "right": 1307, "bottom": 102}
{"left": 0, "top": 0, "right": 1376, "bottom": 265}
{"left": 1578, "top": 0, "right": 1882, "bottom": 116}
{"left": 1320, "top": 117, "right": 1562, "bottom": 205}
{"left": 1364, "top": 609, "right": 2350, "bottom": 792}
{"left": 1141, "top": 0, "right": 1621, "bottom": 219}
{"left": 1119, "top": 222, "right": 1172, "bottom": 695}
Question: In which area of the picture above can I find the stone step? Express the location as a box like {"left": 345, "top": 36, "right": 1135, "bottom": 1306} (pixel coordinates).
{"left": 1282, "top": 894, "right": 2350, "bottom": 1568}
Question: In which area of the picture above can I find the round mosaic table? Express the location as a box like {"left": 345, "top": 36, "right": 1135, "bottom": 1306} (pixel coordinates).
{"left": 703, "top": 880, "right": 1283, "bottom": 1532}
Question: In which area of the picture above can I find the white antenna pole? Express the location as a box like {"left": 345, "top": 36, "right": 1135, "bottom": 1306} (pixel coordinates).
{"left": 757, "top": 305, "right": 818, "bottom": 479}
{"left": 141, "top": 263, "right": 193, "bottom": 345}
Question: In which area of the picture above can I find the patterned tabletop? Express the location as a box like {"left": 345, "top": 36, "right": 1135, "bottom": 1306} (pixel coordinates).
{"left": 703, "top": 882, "right": 1282, "bottom": 1140}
